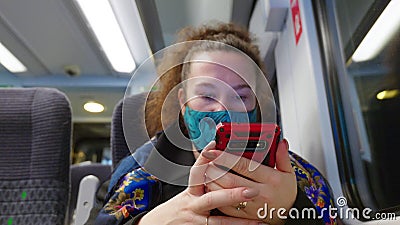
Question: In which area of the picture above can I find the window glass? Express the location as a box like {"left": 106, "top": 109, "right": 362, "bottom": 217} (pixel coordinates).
{"left": 331, "top": 0, "right": 400, "bottom": 210}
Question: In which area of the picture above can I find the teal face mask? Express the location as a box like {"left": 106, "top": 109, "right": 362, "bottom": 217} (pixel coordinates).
{"left": 183, "top": 106, "right": 257, "bottom": 151}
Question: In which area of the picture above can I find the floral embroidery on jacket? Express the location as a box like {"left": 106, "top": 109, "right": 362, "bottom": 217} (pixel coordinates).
{"left": 100, "top": 168, "right": 161, "bottom": 223}
{"left": 290, "top": 151, "right": 337, "bottom": 225}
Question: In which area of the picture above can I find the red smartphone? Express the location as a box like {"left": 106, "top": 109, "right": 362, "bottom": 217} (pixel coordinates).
{"left": 215, "top": 123, "right": 281, "bottom": 167}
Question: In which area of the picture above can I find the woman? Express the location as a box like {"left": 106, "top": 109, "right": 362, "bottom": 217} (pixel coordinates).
{"left": 95, "top": 23, "right": 336, "bottom": 225}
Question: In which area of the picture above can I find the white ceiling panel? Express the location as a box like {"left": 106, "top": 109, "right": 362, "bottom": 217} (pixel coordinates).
{"left": 155, "top": 0, "right": 233, "bottom": 45}
{"left": 0, "top": 0, "right": 111, "bottom": 76}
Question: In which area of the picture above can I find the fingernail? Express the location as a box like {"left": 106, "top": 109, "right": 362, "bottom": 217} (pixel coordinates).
{"left": 242, "top": 188, "right": 259, "bottom": 198}
{"left": 204, "top": 140, "right": 216, "bottom": 150}
{"left": 283, "top": 139, "right": 289, "bottom": 150}
{"left": 202, "top": 151, "right": 217, "bottom": 160}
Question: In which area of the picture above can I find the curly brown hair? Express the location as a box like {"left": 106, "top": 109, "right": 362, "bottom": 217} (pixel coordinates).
{"left": 144, "top": 22, "right": 270, "bottom": 136}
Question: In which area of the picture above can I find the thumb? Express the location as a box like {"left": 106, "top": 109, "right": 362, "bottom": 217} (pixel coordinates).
{"left": 275, "top": 139, "right": 292, "bottom": 173}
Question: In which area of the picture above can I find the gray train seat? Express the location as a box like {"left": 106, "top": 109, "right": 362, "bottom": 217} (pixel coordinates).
{"left": 111, "top": 92, "right": 149, "bottom": 169}
{"left": 0, "top": 88, "right": 72, "bottom": 225}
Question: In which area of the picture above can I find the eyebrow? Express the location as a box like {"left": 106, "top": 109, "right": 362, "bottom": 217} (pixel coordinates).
{"left": 194, "top": 82, "right": 251, "bottom": 91}
{"left": 232, "top": 84, "right": 252, "bottom": 91}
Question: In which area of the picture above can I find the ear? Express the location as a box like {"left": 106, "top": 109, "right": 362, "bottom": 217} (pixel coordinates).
{"left": 178, "top": 88, "right": 186, "bottom": 115}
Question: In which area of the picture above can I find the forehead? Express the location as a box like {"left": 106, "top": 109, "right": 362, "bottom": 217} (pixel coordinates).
{"left": 186, "top": 51, "right": 257, "bottom": 87}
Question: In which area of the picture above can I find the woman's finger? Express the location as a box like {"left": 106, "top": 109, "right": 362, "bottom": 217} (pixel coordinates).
{"left": 211, "top": 150, "right": 276, "bottom": 183}
{"left": 208, "top": 215, "right": 267, "bottom": 225}
{"left": 192, "top": 187, "right": 259, "bottom": 212}
{"left": 275, "top": 139, "right": 292, "bottom": 173}
{"left": 205, "top": 179, "right": 223, "bottom": 193}
{"left": 188, "top": 141, "right": 216, "bottom": 196}
{"left": 205, "top": 162, "right": 255, "bottom": 188}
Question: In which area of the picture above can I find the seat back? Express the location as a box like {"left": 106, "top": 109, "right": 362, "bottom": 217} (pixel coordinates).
{"left": 0, "top": 88, "right": 71, "bottom": 225}
{"left": 111, "top": 92, "right": 149, "bottom": 168}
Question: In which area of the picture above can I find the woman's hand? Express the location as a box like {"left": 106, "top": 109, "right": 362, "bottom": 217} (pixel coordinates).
{"left": 138, "top": 141, "right": 265, "bottom": 225}
{"left": 204, "top": 139, "right": 297, "bottom": 225}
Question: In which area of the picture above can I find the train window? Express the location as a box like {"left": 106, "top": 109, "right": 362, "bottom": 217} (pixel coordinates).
{"left": 314, "top": 0, "right": 400, "bottom": 215}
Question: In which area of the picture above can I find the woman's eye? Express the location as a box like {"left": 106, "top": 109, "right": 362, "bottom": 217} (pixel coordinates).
{"left": 235, "top": 95, "right": 247, "bottom": 101}
{"left": 198, "top": 94, "right": 215, "bottom": 102}
{"left": 203, "top": 95, "right": 215, "bottom": 101}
